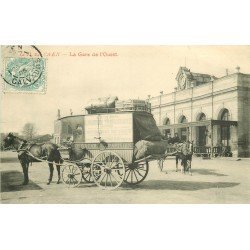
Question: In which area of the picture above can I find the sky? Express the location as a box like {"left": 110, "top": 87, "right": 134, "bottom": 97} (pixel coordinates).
{"left": 1, "top": 45, "right": 250, "bottom": 135}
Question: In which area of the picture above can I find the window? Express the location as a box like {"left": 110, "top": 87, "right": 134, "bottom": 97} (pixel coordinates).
{"left": 221, "top": 109, "right": 230, "bottom": 121}
{"left": 163, "top": 117, "right": 170, "bottom": 125}
{"left": 220, "top": 109, "right": 230, "bottom": 146}
{"left": 179, "top": 116, "right": 187, "bottom": 123}
{"left": 198, "top": 113, "right": 206, "bottom": 121}
{"left": 178, "top": 115, "right": 188, "bottom": 141}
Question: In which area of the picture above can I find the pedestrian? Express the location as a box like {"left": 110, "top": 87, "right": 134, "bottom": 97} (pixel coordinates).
{"left": 172, "top": 133, "right": 181, "bottom": 143}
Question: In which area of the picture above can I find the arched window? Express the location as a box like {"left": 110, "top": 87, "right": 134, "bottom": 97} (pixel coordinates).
{"left": 221, "top": 109, "right": 230, "bottom": 121}
{"left": 179, "top": 115, "right": 187, "bottom": 123}
{"left": 219, "top": 108, "right": 231, "bottom": 146}
{"left": 197, "top": 113, "right": 207, "bottom": 121}
{"left": 163, "top": 117, "right": 171, "bottom": 138}
{"left": 196, "top": 113, "right": 207, "bottom": 146}
{"left": 163, "top": 117, "right": 170, "bottom": 125}
{"left": 178, "top": 115, "right": 188, "bottom": 141}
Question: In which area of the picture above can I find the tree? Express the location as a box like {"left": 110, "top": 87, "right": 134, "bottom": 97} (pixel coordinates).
{"left": 22, "top": 123, "right": 37, "bottom": 140}
{"left": 0, "top": 133, "right": 7, "bottom": 150}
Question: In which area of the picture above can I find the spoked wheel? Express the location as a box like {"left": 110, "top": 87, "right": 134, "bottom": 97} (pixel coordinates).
{"left": 61, "top": 164, "right": 82, "bottom": 187}
{"left": 124, "top": 161, "right": 149, "bottom": 185}
{"left": 77, "top": 158, "right": 94, "bottom": 183}
{"left": 91, "top": 151, "right": 125, "bottom": 190}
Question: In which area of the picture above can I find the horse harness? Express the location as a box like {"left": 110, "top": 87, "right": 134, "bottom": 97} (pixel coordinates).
{"left": 17, "top": 141, "right": 47, "bottom": 161}
{"left": 17, "top": 141, "right": 33, "bottom": 154}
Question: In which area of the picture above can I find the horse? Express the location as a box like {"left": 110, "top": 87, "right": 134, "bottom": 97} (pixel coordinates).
{"left": 173, "top": 141, "right": 193, "bottom": 175}
{"left": 3, "top": 133, "right": 63, "bottom": 185}
{"left": 165, "top": 136, "right": 183, "bottom": 172}
{"left": 176, "top": 152, "right": 192, "bottom": 175}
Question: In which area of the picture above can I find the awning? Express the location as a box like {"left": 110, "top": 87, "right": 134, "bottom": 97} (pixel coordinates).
{"left": 158, "top": 119, "right": 238, "bottom": 129}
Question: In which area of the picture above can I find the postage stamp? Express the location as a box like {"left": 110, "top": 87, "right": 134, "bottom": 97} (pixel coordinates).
{"left": 1, "top": 45, "right": 47, "bottom": 94}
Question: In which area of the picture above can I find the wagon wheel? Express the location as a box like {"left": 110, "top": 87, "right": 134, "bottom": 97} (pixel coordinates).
{"left": 77, "top": 158, "right": 94, "bottom": 183}
{"left": 61, "top": 164, "right": 82, "bottom": 187}
{"left": 91, "top": 151, "right": 125, "bottom": 190}
{"left": 124, "top": 161, "right": 149, "bottom": 185}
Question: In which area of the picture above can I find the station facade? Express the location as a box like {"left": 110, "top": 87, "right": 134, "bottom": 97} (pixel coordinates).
{"left": 150, "top": 67, "right": 250, "bottom": 157}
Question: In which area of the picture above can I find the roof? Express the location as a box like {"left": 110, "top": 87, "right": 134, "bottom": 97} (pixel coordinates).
{"left": 57, "top": 115, "right": 85, "bottom": 121}
{"left": 176, "top": 67, "right": 217, "bottom": 85}
{"left": 159, "top": 119, "right": 238, "bottom": 128}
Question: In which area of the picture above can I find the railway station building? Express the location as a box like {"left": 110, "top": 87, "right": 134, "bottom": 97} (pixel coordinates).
{"left": 150, "top": 67, "right": 250, "bottom": 158}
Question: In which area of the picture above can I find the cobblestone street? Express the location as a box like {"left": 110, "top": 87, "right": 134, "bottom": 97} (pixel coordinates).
{"left": 1, "top": 151, "right": 249, "bottom": 204}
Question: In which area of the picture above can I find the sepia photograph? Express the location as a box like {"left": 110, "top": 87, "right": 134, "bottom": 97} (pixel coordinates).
{"left": 1, "top": 45, "right": 249, "bottom": 204}
{"left": 1, "top": 2, "right": 250, "bottom": 250}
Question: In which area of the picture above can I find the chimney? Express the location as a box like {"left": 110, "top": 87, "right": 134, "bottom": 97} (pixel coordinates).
{"left": 226, "top": 69, "right": 229, "bottom": 76}
{"left": 70, "top": 109, "right": 73, "bottom": 116}
{"left": 236, "top": 66, "right": 240, "bottom": 73}
{"left": 57, "top": 109, "right": 61, "bottom": 119}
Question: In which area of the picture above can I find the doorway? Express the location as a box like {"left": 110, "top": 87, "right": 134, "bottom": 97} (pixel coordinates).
{"left": 196, "top": 113, "right": 207, "bottom": 146}
{"left": 180, "top": 128, "right": 187, "bottom": 141}
{"left": 219, "top": 109, "right": 230, "bottom": 146}
{"left": 198, "top": 126, "right": 207, "bottom": 146}
{"left": 178, "top": 115, "right": 188, "bottom": 141}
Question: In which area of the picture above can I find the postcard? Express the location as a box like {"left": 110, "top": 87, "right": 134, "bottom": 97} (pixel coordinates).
{"left": 1, "top": 45, "right": 250, "bottom": 204}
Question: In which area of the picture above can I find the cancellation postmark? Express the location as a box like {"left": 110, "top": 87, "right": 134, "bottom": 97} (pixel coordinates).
{"left": 1, "top": 45, "right": 47, "bottom": 94}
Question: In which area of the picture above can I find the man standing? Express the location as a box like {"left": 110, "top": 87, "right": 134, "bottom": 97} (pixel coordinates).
{"left": 172, "top": 132, "right": 181, "bottom": 143}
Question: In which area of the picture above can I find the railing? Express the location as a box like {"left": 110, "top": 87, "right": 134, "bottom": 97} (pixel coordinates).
{"left": 86, "top": 106, "right": 151, "bottom": 114}
{"left": 86, "top": 107, "right": 116, "bottom": 114}
{"left": 193, "top": 146, "right": 232, "bottom": 158}
{"left": 193, "top": 146, "right": 212, "bottom": 158}
{"left": 213, "top": 146, "right": 232, "bottom": 157}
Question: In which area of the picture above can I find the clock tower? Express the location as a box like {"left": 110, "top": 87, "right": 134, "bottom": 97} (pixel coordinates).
{"left": 176, "top": 67, "right": 191, "bottom": 90}
{"left": 175, "top": 66, "right": 215, "bottom": 91}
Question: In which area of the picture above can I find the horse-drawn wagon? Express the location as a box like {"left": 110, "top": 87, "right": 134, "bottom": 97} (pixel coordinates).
{"left": 3, "top": 103, "right": 192, "bottom": 189}
{"left": 60, "top": 110, "right": 193, "bottom": 190}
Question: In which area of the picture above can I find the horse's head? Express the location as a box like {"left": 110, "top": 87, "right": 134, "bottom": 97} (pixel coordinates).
{"left": 3, "top": 133, "right": 16, "bottom": 149}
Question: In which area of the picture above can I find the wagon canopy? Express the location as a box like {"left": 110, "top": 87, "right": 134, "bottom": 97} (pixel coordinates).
{"left": 133, "top": 112, "right": 162, "bottom": 142}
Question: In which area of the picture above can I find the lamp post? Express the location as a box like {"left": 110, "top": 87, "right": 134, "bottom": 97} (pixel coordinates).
{"left": 174, "top": 87, "right": 177, "bottom": 135}
{"left": 211, "top": 77, "right": 214, "bottom": 156}
{"left": 190, "top": 82, "right": 194, "bottom": 142}
{"left": 159, "top": 91, "right": 164, "bottom": 125}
